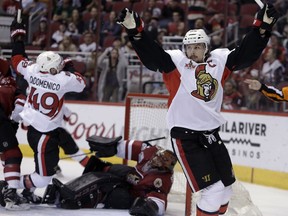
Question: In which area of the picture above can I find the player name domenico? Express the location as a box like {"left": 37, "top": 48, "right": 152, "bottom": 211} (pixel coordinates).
{"left": 29, "top": 76, "right": 60, "bottom": 90}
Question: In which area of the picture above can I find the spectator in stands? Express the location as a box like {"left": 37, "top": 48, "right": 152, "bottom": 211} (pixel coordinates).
{"left": 167, "top": 11, "right": 185, "bottom": 36}
{"left": 206, "top": 13, "right": 225, "bottom": 35}
{"left": 206, "top": 0, "right": 225, "bottom": 15}
{"left": 282, "top": 23, "right": 288, "bottom": 51}
{"left": 70, "top": 0, "right": 82, "bottom": 9}
{"left": 262, "top": 31, "right": 286, "bottom": 64}
{"left": 31, "top": 17, "right": 49, "bottom": 50}
{"left": 260, "top": 46, "right": 285, "bottom": 84}
{"left": 100, "top": 10, "right": 122, "bottom": 47}
{"left": 78, "top": 31, "right": 97, "bottom": 54}
{"left": 257, "top": 46, "right": 286, "bottom": 111}
{"left": 120, "top": 32, "right": 129, "bottom": 50}
{"left": 68, "top": 8, "right": 85, "bottom": 35}
{"left": 187, "top": 0, "right": 207, "bottom": 29}
{"left": 159, "top": 0, "right": 184, "bottom": 29}
{"left": 120, "top": 32, "right": 136, "bottom": 70}
{"left": 83, "top": 6, "right": 98, "bottom": 34}
{"left": 210, "top": 34, "right": 223, "bottom": 50}
{"left": 2, "top": 0, "right": 20, "bottom": 15}
{"left": 76, "top": 31, "right": 97, "bottom": 69}
{"left": 194, "top": 18, "right": 205, "bottom": 29}
{"left": 22, "top": 0, "right": 47, "bottom": 19}
{"left": 111, "top": 37, "right": 123, "bottom": 50}
{"left": 67, "top": 22, "right": 80, "bottom": 44}
{"left": 51, "top": 20, "right": 71, "bottom": 48}
{"left": 52, "top": 0, "right": 74, "bottom": 22}
{"left": 276, "top": 9, "right": 288, "bottom": 34}
{"left": 222, "top": 79, "right": 245, "bottom": 110}
{"left": 274, "top": 0, "right": 288, "bottom": 15}
{"left": 97, "top": 47, "right": 127, "bottom": 102}
{"left": 145, "top": 0, "right": 161, "bottom": 20}
{"left": 80, "top": 0, "right": 102, "bottom": 13}
{"left": 67, "top": 9, "right": 85, "bottom": 46}
{"left": 58, "top": 35, "right": 78, "bottom": 53}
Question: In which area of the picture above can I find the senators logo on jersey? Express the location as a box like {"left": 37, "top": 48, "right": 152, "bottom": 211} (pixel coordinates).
{"left": 191, "top": 64, "right": 218, "bottom": 102}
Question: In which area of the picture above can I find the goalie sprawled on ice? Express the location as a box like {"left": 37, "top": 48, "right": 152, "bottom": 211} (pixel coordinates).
{"left": 42, "top": 136, "right": 177, "bottom": 216}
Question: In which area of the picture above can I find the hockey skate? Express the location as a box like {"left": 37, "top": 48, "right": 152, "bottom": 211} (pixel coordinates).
{"left": 21, "top": 189, "right": 42, "bottom": 204}
{"left": 1, "top": 184, "right": 29, "bottom": 210}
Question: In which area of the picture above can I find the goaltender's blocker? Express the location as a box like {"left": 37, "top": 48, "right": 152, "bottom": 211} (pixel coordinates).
{"left": 43, "top": 135, "right": 177, "bottom": 216}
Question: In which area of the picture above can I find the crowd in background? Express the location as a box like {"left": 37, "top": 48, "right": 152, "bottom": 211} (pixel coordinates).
{"left": 1, "top": 0, "right": 288, "bottom": 112}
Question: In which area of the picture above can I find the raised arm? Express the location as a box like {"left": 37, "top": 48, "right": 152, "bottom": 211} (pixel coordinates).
{"left": 244, "top": 79, "right": 288, "bottom": 102}
{"left": 10, "top": 17, "right": 28, "bottom": 74}
{"left": 116, "top": 8, "right": 176, "bottom": 73}
{"left": 226, "top": 4, "right": 280, "bottom": 71}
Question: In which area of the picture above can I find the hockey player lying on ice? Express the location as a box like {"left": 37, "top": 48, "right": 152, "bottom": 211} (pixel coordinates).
{"left": 42, "top": 136, "right": 177, "bottom": 216}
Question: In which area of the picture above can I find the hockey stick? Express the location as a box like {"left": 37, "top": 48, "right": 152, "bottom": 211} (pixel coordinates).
{"left": 60, "top": 151, "right": 94, "bottom": 160}
{"left": 142, "top": 136, "right": 167, "bottom": 147}
{"left": 254, "top": 0, "right": 264, "bottom": 8}
{"left": 16, "top": 0, "right": 22, "bottom": 23}
{"left": 143, "top": 136, "right": 166, "bottom": 143}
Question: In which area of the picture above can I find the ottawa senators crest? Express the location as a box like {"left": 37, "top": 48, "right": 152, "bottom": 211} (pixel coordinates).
{"left": 191, "top": 64, "right": 218, "bottom": 102}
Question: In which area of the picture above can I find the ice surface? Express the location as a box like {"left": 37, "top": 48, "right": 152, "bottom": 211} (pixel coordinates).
{"left": 0, "top": 158, "right": 287, "bottom": 216}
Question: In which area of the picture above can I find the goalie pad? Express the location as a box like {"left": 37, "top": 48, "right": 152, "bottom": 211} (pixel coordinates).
{"left": 82, "top": 156, "right": 112, "bottom": 174}
{"left": 87, "top": 135, "right": 122, "bottom": 157}
{"left": 45, "top": 172, "right": 124, "bottom": 209}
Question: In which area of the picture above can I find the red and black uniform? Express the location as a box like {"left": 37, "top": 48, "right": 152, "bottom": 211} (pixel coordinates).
{"left": 0, "top": 59, "right": 25, "bottom": 189}
{"left": 104, "top": 140, "right": 173, "bottom": 215}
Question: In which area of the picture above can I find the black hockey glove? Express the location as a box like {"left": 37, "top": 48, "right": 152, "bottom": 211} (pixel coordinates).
{"left": 10, "top": 120, "right": 19, "bottom": 134}
{"left": 86, "top": 135, "right": 122, "bottom": 157}
{"left": 253, "top": 3, "right": 279, "bottom": 32}
{"left": 10, "top": 17, "right": 26, "bottom": 42}
{"left": 63, "top": 58, "right": 75, "bottom": 73}
{"left": 82, "top": 155, "right": 112, "bottom": 174}
{"left": 116, "top": 8, "right": 144, "bottom": 37}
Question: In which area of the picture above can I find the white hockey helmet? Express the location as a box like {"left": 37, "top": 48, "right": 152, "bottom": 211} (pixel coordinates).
{"left": 36, "top": 51, "right": 64, "bottom": 75}
{"left": 182, "top": 29, "right": 210, "bottom": 54}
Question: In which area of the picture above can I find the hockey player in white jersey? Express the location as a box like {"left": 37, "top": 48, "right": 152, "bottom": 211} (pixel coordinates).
{"left": 0, "top": 17, "right": 86, "bottom": 210}
{"left": 117, "top": 3, "right": 279, "bottom": 216}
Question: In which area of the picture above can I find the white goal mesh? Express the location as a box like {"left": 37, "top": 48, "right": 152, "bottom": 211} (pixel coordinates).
{"left": 124, "top": 93, "right": 263, "bottom": 216}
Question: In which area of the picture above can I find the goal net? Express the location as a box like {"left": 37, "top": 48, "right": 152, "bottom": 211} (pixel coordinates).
{"left": 124, "top": 93, "right": 263, "bottom": 216}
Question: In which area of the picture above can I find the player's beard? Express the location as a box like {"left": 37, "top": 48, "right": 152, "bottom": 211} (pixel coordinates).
{"left": 188, "top": 54, "right": 205, "bottom": 63}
